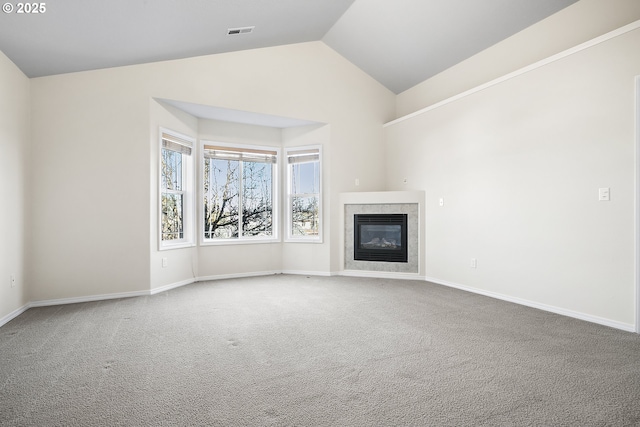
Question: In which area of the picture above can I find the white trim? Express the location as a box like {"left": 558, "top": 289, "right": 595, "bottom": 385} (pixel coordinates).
{"left": 426, "top": 276, "right": 635, "bottom": 333}
{"left": 281, "top": 269, "right": 333, "bottom": 277}
{"left": 150, "top": 278, "right": 197, "bottom": 295}
{"left": 28, "top": 290, "right": 150, "bottom": 308}
{"left": 385, "top": 19, "right": 640, "bottom": 128}
{"left": 284, "top": 238, "right": 324, "bottom": 244}
{"left": 160, "top": 241, "right": 196, "bottom": 250}
{"left": 635, "top": 76, "right": 640, "bottom": 334}
{"left": 197, "top": 270, "right": 282, "bottom": 282}
{"left": 200, "top": 140, "right": 281, "bottom": 244}
{"left": 0, "top": 304, "right": 30, "bottom": 328}
{"left": 159, "top": 127, "right": 196, "bottom": 250}
{"left": 0, "top": 273, "right": 280, "bottom": 328}
{"left": 340, "top": 269, "right": 423, "bottom": 281}
{"left": 200, "top": 238, "right": 280, "bottom": 246}
{"left": 2, "top": 271, "right": 634, "bottom": 332}
{"left": 284, "top": 144, "right": 323, "bottom": 243}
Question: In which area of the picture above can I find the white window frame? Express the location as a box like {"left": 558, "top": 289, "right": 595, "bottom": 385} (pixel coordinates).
{"left": 159, "top": 128, "right": 195, "bottom": 250}
{"left": 285, "top": 145, "right": 322, "bottom": 243}
{"left": 200, "top": 140, "right": 280, "bottom": 245}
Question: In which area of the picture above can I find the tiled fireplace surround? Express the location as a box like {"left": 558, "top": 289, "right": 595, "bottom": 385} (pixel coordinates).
{"left": 339, "top": 191, "right": 425, "bottom": 278}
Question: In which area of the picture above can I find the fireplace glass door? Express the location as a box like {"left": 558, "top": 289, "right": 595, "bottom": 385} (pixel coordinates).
{"left": 354, "top": 214, "right": 408, "bottom": 262}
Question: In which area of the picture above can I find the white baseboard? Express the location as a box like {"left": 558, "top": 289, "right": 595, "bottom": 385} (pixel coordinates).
{"left": 0, "top": 289, "right": 150, "bottom": 328}
{"left": 281, "top": 269, "right": 333, "bottom": 277}
{"left": 150, "top": 278, "right": 197, "bottom": 295}
{"left": 29, "top": 290, "right": 150, "bottom": 308}
{"left": 3, "top": 272, "right": 634, "bottom": 334}
{"left": 197, "top": 270, "right": 282, "bottom": 282}
{"left": 340, "top": 269, "right": 424, "bottom": 281}
{"left": 425, "top": 276, "right": 636, "bottom": 333}
{"left": 0, "top": 304, "right": 30, "bottom": 328}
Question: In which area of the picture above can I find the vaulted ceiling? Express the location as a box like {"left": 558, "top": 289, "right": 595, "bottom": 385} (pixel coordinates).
{"left": 0, "top": 0, "right": 578, "bottom": 94}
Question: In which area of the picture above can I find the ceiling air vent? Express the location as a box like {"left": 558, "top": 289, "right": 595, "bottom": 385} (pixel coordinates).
{"left": 227, "top": 26, "right": 255, "bottom": 35}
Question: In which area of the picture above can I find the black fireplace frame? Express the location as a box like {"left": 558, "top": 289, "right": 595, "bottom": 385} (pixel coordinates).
{"left": 354, "top": 214, "right": 408, "bottom": 263}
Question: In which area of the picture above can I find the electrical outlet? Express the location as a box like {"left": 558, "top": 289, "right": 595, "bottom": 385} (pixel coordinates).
{"left": 439, "top": 197, "right": 444, "bottom": 207}
{"left": 162, "top": 257, "right": 168, "bottom": 268}
{"left": 355, "top": 178, "right": 360, "bottom": 186}
{"left": 470, "top": 258, "right": 477, "bottom": 269}
{"left": 10, "top": 274, "right": 15, "bottom": 288}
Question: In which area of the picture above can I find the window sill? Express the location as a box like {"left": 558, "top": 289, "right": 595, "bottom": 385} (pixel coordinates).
{"left": 284, "top": 237, "right": 323, "bottom": 244}
{"left": 200, "top": 237, "right": 281, "bottom": 246}
{"left": 159, "top": 241, "right": 196, "bottom": 251}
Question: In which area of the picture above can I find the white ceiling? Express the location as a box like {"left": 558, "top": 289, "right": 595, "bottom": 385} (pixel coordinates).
{"left": 158, "top": 98, "right": 320, "bottom": 128}
{"left": 0, "top": 0, "right": 578, "bottom": 94}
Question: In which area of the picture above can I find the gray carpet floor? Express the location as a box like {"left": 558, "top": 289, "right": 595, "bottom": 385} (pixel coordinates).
{"left": 1, "top": 274, "right": 639, "bottom": 426}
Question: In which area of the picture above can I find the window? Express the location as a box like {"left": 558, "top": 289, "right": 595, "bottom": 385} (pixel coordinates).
{"left": 202, "top": 142, "right": 279, "bottom": 242}
{"left": 286, "top": 146, "right": 321, "bottom": 241}
{"left": 160, "top": 129, "right": 194, "bottom": 249}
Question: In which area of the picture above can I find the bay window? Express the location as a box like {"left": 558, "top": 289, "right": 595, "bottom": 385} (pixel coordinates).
{"left": 160, "top": 129, "right": 194, "bottom": 249}
{"left": 286, "top": 146, "right": 322, "bottom": 241}
{"left": 202, "top": 142, "right": 279, "bottom": 242}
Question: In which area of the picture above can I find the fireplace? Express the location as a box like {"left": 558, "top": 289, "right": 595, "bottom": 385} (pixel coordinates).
{"left": 342, "top": 193, "right": 422, "bottom": 274}
{"left": 354, "top": 214, "right": 408, "bottom": 263}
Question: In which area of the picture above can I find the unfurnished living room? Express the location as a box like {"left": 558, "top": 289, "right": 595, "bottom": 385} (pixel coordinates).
{"left": 1, "top": 0, "right": 640, "bottom": 425}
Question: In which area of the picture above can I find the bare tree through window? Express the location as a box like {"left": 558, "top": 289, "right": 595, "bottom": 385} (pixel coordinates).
{"left": 161, "top": 142, "right": 187, "bottom": 241}
{"left": 288, "top": 147, "right": 321, "bottom": 239}
{"left": 203, "top": 144, "right": 276, "bottom": 240}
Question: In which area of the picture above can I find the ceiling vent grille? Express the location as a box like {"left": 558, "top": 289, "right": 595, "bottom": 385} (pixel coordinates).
{"left": 227, "top": 26, "right": 255, "bottom": 35}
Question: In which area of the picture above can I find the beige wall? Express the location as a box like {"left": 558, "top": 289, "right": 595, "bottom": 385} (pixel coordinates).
{"left": 396, "top": 0, "right": 640, "bottom": 117}
{"left": 149, "top": 100, "right": 199, "bottom": 290}
{"left": 29, "top": 65, "right": 152, "bottom": 301}
{"left": 193, "top": 118, "right": 285, "bottom": 282}
{"left": 385, "top": 25, "right": 640, "bottom": 328}
{"left": 0, "top": 51, "right": 29, "bottom": 322}
{"left": 28, "top": 41, "right": 395, "bottom": 301}
{"left": 281, "top": 124, "right": 332, "bottom": 275}
{"left": 2, "top": 1, "right": 637, "bottom": 332}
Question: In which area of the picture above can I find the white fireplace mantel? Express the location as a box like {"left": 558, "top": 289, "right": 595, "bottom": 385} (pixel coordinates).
{"left": 339, "top": 190, "right": 425, "bottom": 206}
